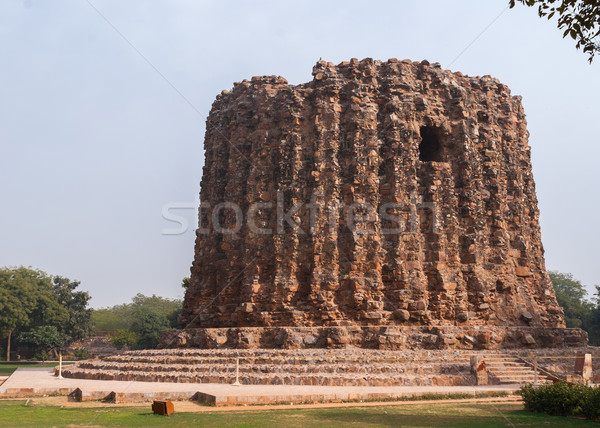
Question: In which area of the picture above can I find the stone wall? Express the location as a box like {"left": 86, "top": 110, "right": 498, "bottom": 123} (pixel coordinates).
{"left": 180, "top": 58, "right": 566, "bottom": 334}
{"left": 160, "top": 326, "right": 586, "bottom": 350}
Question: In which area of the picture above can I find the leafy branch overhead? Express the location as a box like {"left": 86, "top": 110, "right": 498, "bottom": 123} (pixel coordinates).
{"left": 510, "top": 0, "right": 600, "bottom": 62}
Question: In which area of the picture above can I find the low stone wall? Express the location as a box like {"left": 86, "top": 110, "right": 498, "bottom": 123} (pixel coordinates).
{"left": 64, "top": 336, "right": 123, "bottom": 358}
{"left": 159, "top": 326, "right": 587, "bottom": 350}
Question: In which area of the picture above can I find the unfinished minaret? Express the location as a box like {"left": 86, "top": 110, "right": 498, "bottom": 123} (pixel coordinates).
{"left": 168, "top": 58, "right": 585, "bottom": 350}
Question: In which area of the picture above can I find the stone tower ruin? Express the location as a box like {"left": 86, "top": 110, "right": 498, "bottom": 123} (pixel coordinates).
{"left": 170, "top": 58, "right": 585, "bottom": 350}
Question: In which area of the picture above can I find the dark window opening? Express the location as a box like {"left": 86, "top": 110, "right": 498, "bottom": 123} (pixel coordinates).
{"left": 419, "top": 126, "right": 443, "bottom": 162}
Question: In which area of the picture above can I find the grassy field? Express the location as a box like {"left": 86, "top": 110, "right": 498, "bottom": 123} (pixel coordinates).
{"left": 0, "top": 400, "right": 597, "bottom": 427}
{"left": 0, "top": 363, "right": 61, "bottom": 376}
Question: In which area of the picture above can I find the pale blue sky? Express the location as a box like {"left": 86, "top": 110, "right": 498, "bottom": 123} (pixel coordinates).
{"left": 1, "top": 0, "right": 598, "bottom": 307}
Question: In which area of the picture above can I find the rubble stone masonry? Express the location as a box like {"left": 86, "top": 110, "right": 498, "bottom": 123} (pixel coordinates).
{"left": 173, "top": 58, "right": 583, "bottom": 350}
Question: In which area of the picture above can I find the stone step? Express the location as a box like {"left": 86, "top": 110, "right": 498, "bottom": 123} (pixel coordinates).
{"left": 495, "top": 377, "right": 551, "bottom": 384}
{"left": 103, "top": 358, "right": 436, "bottom": 365}
{"left": 104, "top": 354, "right": 469, "bottom": 365}
{"left": 98, "top": 357, "right": 465, "bottom": 367}
{"left": 72, "top": 360, "right": 470, "bottom": 376}
{"left": 493, "top": 372, "right": 541, "bottom": 378}
{"left": 62, "top": 366, "right": 470, "bottom": 387}
{"left": 117, "top": 349, "right": 469, "bottom": 361}
{"left": 481, "top": 355, "right": 553, "bottom": 385}
{"left": 486, "top": 367, "right": 530, "bottom": 372}
{"left": 494, "top": 374, "right": 548, "bottom": 379}
{"left": 483, "top": 358, "right": 521, "bottom": 363}
{"left": 485, "top": 364, "right": 531, "bottom": 369}
{"left": 62, "top": 349, "right": 477, "bottom": 387}
{"left": 492, "top": 370, "right": 537, "bottom": 376}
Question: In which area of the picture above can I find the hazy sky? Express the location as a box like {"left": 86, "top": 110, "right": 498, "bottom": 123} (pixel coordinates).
{"left": 1, "top": 0, "right": 598, "bottom": 308}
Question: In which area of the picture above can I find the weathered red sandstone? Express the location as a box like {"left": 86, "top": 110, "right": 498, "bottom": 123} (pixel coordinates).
{"left": 171, "top": 58, "right": 585, "bottom": 350}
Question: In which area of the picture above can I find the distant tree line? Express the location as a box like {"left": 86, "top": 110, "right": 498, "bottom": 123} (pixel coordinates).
{"left": 91, "top": 293, "right": 182, "bottom": 350}
{"left": 0, "top": 267, "right": 185, "bottom": 360}
{"left": 550, "top": 270, "right": 600, "bottom": 344}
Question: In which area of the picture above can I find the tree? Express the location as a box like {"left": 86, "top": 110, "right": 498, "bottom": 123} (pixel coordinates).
{"left": 166, "top": 307, "right": 181, "bottom": 328}
{"left": 181, "top": 277, "right": 190, "bottom": 291}
{"left": 130, "top": 293, "right": 181, "bottom": 316}
{"left": 588, "top": 285, "right": 600, "bottom": 344}
{"left": 52, "top": 276, "right": 92, "bottom": 341}
{"left": 510, "top": 0, "right": 600, "bottom": 63}
{"left": 0, "top": 266, "right": 92, "bottom": 361}
{"left": 19, "top": 326, "right": 67, "bottom": 359}
{"left": 27, "top": 280, "right": 69, "bottom": 333}
{"left": 550, "top": 270, "right": 593, "bottom": 328}
{"left": 91, "top": 304, "right": 133, "bottom": 331}
{"left": 90, "top": 293, "right": 182, "bottom": 349}
{"left": 549, "top": 270, "right": 600, "bottom": 344}
{"left": 0, "top": 267, "right": 40, "bottom": 361}
{"left": 130, "top": 307, "right": 171, "bottom": 349}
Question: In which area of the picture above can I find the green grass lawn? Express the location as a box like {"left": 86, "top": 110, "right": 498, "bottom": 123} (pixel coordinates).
{"left": 0, "top": 363, "right": 60, "bottom": 376}
{"left": 0, "top": 400, "right": 597, "bottom": 427}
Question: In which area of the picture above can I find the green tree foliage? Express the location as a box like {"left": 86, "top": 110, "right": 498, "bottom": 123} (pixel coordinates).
{"left": 90, "top": 305, "right": 132, "bottom": 331}
{"left": 0, "top": 267, "right": 90, "bottom": 361}
{"left": 18, "top": 326, "right": 67, "bottom": 358}
{"left": 130, "top": 294, "right": 181, "bottom": 323}
{"left": 550, "top": 270, "right": 593, "bottom": 328}
{"left": 130, "top": 307, "right": 171, "bottom": 349}
{"left": 71, "top": 347, "right": 89, "bottom": 360}
{"left": 110, "top": 330, "right": 138, "bottom": 350}
{"left": 0, "top": 267, "right": 41, "bottom": 361}
{"left": 550, "top": 270, "right": 600, "bottom": 344}
{"left": 52, "top": 276, "right": 92, "bottom": 341}
{"left": 91, "top": 293, "right": 182, "bottom": 350}
{"left": 181, "top": 277, "right": 190, "bottom": 291}
{"left": 510, "top": 0, "right": 600, "bottom": 63}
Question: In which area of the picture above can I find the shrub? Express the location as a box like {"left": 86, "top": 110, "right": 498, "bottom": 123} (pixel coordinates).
{"left": 72, "top": 347, "right": 89, "bottom": 360}
{"left": 110, "top": 330, "right": 137, "bottom": 350}
{"left": 519, "top": 382, "right": 600, "bottom": 420}
{"left": 580, "top": 386, "right": 600, "bottom": 420}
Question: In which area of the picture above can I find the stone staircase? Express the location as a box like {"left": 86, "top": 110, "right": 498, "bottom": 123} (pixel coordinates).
{"left": 62, "top": 349, "right": 474, "bottom": 387}
{"left": 484, "top": 355, "right": 552, "bottom": 385}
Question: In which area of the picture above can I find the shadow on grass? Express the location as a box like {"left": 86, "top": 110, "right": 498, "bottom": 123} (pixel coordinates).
{"left": 309, "top": 404, "right": 599, "bottom": 428}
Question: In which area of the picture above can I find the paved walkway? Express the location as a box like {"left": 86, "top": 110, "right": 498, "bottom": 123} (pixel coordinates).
{"left": 0, "top": 368, "right": 519, "bottom": 405}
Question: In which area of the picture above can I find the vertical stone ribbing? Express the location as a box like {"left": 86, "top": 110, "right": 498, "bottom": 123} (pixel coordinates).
{"left": 180, "top": 58, "right": 565, "bottom": 333}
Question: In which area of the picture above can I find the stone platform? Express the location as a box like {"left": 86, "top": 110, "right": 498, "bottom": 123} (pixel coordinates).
{"left": 61, "top": 345, "right": 598, "bottom": 388}
{"left": 0, "top": 367, "right": 518, "bottom": 405}
{"left": 159, "top": 326, "right": 587, "bottom": 350}
{"left": 63, "top": 348, "right": 475, "bottom": 387}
